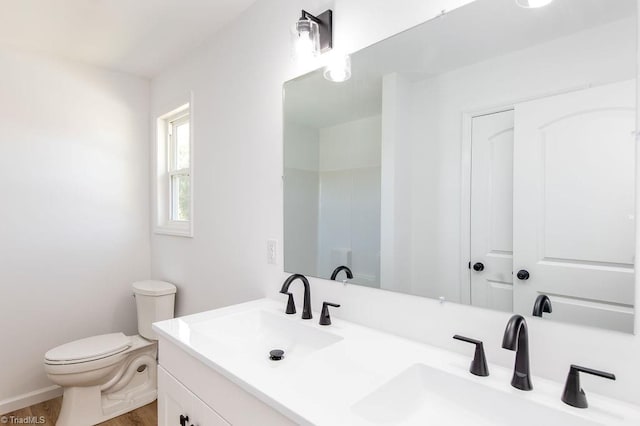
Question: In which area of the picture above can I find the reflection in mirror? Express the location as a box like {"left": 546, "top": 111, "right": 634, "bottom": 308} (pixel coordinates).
{"left": 283, "top": 0, "right": 636, "bottom": 333}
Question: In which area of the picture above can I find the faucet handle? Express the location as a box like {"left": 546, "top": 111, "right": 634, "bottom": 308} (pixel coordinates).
{"left": 284, "top": 292, "right": 296, "bottom": 315}
{"left": 562, "top": 365, "right": 616, "bottom": 408}
{"left": 319, "top": 302, "right": 340, "bottom": 325}
{"left": 453, "top": 335, "right": 489, "bottom": 377}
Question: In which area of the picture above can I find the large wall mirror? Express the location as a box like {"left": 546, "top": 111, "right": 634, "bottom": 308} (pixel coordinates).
{"left": 283, "top": 0, "right": 637, "bottom": 333}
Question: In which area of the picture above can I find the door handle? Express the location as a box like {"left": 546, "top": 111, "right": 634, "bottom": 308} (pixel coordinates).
{"left": 473, "top": 262, "right": 485, "bottom": 272}
{"left": 517, "top": 270, "right": 530, "bottom": 280}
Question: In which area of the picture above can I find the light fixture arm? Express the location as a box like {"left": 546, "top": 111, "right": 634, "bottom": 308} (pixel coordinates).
{"left": 300, "top": 10, "right": 321, "bottom": 24}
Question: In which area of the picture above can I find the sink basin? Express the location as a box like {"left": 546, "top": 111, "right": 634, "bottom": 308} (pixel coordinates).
{"left": 351, "top": 364, "right": 601, "bottom": 426}
{"left": 190, "top": 309, "right": 342, "bottom": 361}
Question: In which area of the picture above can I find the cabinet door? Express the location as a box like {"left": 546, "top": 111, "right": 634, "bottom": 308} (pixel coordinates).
{"left": 192, "top": 396, "right": 230, "bottom": 426}
{"left": 158, "top": 366, "right": 230, "bottom": 426}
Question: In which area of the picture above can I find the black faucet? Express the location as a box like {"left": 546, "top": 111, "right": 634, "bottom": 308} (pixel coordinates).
{"left": 330, "top": 265, "right": 353, "bottom": 281}
{"left": 280, "top": 274, "right": 312, "bottom": 319}
{"left": 502, "top": 314, "right": 533, "bottom": 391}
{"left": 532, "top": 294, "right": 552, "bottom": 317}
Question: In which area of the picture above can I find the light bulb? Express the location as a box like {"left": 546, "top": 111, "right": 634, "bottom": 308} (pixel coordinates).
{"left": 516, "top": 0, "right": 554, "bottom": 8}
{"left": 326, "top": 68, "right": 348, "bottom": 82}
{"left": 295, "top": 32, "right": 314, "bottom": 60}
{"left": 292, "top": 18, "right": 320, "bottom": 61}
{"left": 324, "top": 53, "right": 352, "bottom": 82}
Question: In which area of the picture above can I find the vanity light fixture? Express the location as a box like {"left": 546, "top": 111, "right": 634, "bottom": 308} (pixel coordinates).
{"left": 516, "top": 0, "right": 554, "bottom": 8}
{"left": 292, "top": 9, "right": 333, "bottom": 60}
{"left": 324, "top": 51, "right": 352, "bottom": 82}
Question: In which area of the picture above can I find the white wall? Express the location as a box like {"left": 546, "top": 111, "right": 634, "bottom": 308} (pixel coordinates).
{"left": 318, "top": 116, "right": 381, "bottom": 172}
{"left": 284, "top": 122, "right": 320, "bottom": 276}
{"left": 317, "top": 115, "right": 381, "bottom": 285}
{"left": 0, "top": 48, "right": 150, "bottom": 410}
{"left": 380, "top": 73, "right": 416, "bottom": 294}
{"left": 149, "top": 0, "right": 640, "bottom": 406}
{"left": 284, "top": 115, "right": 381, "bottom": 284}
{"left": 149, "top": 0, "right": 313, "bottom": 317}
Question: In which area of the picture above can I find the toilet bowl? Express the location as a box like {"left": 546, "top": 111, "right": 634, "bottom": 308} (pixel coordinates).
{"left": 44, "top": 280, "right": 176, "bottom": 426}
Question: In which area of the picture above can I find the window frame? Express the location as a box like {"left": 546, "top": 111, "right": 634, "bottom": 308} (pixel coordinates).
{"left": 155, "top": 101, "right": 194, "bottom": 237}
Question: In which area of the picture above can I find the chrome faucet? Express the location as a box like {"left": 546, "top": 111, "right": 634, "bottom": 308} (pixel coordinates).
{"left": 280, "top": 274, "right": 312, "bottom": 319}
{"left": 330, "top": 265, "right": 353, "bottom": 281}
{"left": 502, "top": 314, "right": 533, "bottom": 391}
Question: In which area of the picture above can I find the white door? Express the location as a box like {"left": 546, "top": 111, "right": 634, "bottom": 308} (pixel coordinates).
{"left": 513, "top": 80, "right": 635, "bottom": 332}
{"left": 470, "top": 110, "right": 515, "bottom": 312}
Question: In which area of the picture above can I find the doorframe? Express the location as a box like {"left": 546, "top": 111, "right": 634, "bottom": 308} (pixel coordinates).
{"left": 459, "top": 82, "right": 602, "bottom": 305}
{"left": 460, "top": 105, "right": 514, "bottom": 305}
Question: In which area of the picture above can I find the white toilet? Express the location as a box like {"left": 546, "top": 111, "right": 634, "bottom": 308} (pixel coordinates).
{"left": 44, "top": 280, "right": 177, "bottom": 426}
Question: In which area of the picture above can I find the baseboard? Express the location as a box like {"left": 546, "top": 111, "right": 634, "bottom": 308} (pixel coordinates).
{"left": 0, "top": 385, "right": 62, "bottom": 415}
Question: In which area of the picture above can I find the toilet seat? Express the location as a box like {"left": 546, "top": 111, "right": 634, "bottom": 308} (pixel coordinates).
{"left": 44, "top": 334, "right": 154, "bottom": 377}
{"left": 45, "top": 333, "right": 131, "bottom": 365}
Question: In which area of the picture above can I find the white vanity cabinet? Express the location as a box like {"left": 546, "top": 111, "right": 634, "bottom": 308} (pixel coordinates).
{"left": 152, "top": 299, "right": 640, "bottom": 426}
{"left": 158, "top": 366, "right": 230, "bottom": 426}
{"left": 156, "top": 337, "right": 297, "bottom": 426}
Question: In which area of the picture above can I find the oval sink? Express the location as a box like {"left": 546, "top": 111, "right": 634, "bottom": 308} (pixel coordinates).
{"left": 351, "top": 364, "right": 602, "bottom": 426}
{"left": 190, "top": 309, "right": 343, "bottom": 361}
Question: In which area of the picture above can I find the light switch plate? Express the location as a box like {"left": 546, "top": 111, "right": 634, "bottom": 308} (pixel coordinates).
{"left": 267, "top": 239, "right": 277, "bottom": 265}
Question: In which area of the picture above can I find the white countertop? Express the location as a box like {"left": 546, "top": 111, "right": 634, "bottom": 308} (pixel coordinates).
{"left": 153, "top": 298, "right": 640, "bottom": 426}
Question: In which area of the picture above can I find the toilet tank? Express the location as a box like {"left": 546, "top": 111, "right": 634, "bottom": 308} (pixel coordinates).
{"left": 132, "top": 280, "right": 177, "bottom": 340}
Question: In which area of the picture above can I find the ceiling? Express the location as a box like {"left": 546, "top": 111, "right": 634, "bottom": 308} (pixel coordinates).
{"left": 0, "top": 0, "right": 258, "bottom": 78}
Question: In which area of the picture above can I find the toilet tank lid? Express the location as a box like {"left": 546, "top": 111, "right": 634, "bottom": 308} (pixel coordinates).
{"left": 132, "top": 280, "right": 177, "bottom": 296}
{"left": 45, "top": 333, "right": 130, "bottom": 363}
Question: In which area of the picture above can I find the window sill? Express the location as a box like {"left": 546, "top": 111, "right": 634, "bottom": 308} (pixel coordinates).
{"left": 154, "top": 223, "right": 193, "bottom": 238}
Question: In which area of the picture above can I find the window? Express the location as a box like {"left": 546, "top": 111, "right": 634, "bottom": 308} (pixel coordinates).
{"left": 168, "top": 113, "right": 190, "bottom": 221}
{"left": 156, "top": 103, "right": 193, "bottom": 236}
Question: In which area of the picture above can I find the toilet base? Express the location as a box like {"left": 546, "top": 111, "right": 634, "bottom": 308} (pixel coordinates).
{"left": 55, "top": 360, "right": 157, "bottom": 426}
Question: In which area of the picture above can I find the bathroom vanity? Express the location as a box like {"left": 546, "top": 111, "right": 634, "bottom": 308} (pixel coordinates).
{"left": 153, "top": 299, "right": 640, "bottom": 425}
